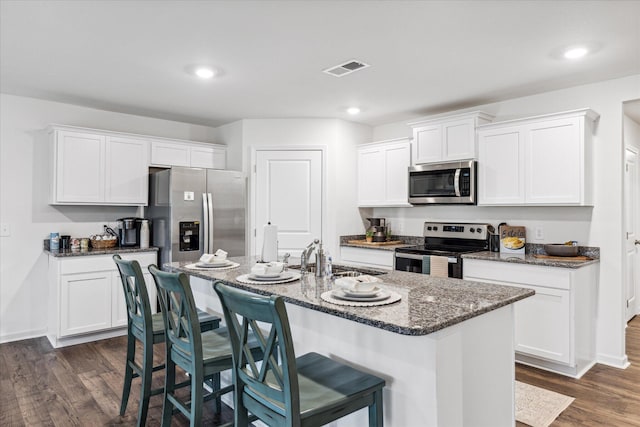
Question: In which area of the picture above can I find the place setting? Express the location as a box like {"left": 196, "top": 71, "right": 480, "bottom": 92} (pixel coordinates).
{"left": 185, "top": 249, "right": 240, "bottom": 271}
{"left": 236, "top": 262, "right": 301, "bottom": 285}
{"left": 321, "top": 275, "right": 401, "bottom": 307}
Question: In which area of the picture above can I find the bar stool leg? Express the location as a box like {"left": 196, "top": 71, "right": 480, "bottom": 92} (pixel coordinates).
{"left": 120, "top": 332, "right": 136, "bottom": 416}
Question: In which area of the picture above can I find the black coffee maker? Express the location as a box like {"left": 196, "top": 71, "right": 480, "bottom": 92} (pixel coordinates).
{"left": 117, "top": 217, "right": 139, "bottom": 247}
{"left": 367, "top": 218, "right": 387, "bottom": 242}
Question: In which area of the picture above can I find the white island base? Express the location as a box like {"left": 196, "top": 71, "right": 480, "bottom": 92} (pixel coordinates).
{"left": 190, "top": 276, "right": 516, "bottom": 427}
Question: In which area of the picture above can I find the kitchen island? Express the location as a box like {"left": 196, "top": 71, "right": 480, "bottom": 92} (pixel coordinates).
{"left": 167, "top": 257, "right": 534, "bottom": 426}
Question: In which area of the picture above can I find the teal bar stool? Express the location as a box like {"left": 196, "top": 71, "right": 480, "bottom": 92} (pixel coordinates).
{"left": 113, "top": 255, "right": 220, "bottom": 427}
{"left": 149, "top": 266, "right": 264, "bottom": 426}
{"left": 213, "top": 281, "right": 386, "bottom": 427}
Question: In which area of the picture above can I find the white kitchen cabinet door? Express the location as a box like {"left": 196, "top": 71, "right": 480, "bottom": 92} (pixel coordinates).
{"left": 358, "top": 138, "right": 411, "bottom": 207}
{"left": 477, "top": 126, "right": 525, "bottom": 205}
{"left": 514, "top": 286, "right": 572, "bottom": 364}
{"left": 105, "top": 136, "right": 148, "bottom": 205}
{"left": 190, "top": 145, "right": 226, "bottom": 169}
{"left": 526, "top": 117, "right": 582, "bottom": 204}
{"left": 413, "top": 124, "right": 442, "bottom": 164}
{"left": 384, "top": 142, "right": 411, "bottom": 204}
{"left": 60, "top": 272, "right": 112, "bottom": 337}
{"left": 442, "top": 118, "right": 476, "bottom": 160}
{"left": 54, "top": 130, "right": 105, "bottom": 203}
{"left": 358, "top": 147, "right": 386, "bottom": 206}
{"left": 150, "top": 141, "right": 190, "bottom": 167}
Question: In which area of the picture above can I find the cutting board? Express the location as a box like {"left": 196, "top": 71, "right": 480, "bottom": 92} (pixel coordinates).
{"left": 533, "top": 254, "right": 593, "bottom": 262}
{"left": 347, "top": 240, "right": 404, "bottom": 246}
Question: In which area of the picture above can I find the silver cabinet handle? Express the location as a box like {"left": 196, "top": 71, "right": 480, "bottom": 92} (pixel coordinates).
{"left": 454, "top": 169, "right": 461, "bottom": 197}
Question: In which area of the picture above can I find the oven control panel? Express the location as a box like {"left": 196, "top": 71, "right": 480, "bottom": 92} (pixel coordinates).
{"left": 423, "top": 222, "right": 489, "bottom": 240}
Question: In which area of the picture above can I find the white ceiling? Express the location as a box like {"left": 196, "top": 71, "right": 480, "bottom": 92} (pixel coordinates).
{"left": 1, "top": 0, "right": 639, "bottom": 127}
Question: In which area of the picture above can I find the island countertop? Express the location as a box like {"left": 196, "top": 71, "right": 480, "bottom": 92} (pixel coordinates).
{"left": 166, "top": 256, "right": 533, "bottom": 336}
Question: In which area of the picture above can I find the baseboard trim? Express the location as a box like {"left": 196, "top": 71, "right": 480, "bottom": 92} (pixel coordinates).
{"left": 0, "top": 328, "right": 47, "bottom": 344}
{"left": 596, "top": 353, "right": 630, "bottom": 369}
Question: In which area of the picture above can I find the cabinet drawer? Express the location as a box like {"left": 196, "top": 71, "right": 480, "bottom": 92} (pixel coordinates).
{"left": 340, "top": 246, "right": 394, "bottom": 269}
{"left": 463, "top": 259, "right": 571, "bottom": 290}
{"left": 58, "top": 252, "right": 158, "bottom": 274}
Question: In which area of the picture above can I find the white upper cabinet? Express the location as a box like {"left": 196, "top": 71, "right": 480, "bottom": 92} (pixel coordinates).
{"left": 358, "top": 138, "right": 411, "bottom": 207}
{"left": 48, "top": 124, "right": 227, "bottom": 206}
{"left": 150, "top": 140, "right": 226, "bottom": 169}
{"left": 49, "top": 127, "right": 148, "bottom": 205}
{"left": 477, "top": 109, "right": 598, "bottom": 206}
{"left": 408, "top": 111, "right": 494, "bottom": 164}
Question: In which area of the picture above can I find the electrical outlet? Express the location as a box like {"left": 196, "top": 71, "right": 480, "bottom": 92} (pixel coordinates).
{"left": 0, "top": 223, "right": 10, "bottom": 237}
{"left": 535, "top": 227, "right": 544, "bottom": 240}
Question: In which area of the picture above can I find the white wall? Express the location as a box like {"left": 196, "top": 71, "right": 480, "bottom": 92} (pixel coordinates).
{"left": 239, "top": 118, "right": 372, "bottom": 258}
{"left": 216, "top": 120, "right": 244, "bottom": 171}
{"left": 0, "top": 93, "right": 221, "bottom": 343}
{"left": 371, "top": 74, "right": 640, "bottom": 368}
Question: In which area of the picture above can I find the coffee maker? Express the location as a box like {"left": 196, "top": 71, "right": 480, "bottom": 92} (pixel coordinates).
{"left": 367, "top": 218, "right": 387, "bottom": 242}
{"left": 117, "top": 217, "right": 139, "bottom": 247}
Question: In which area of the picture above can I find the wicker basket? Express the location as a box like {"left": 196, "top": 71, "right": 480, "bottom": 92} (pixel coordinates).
{"left": 90, "top": 238, "right": 118, "bottom": 249}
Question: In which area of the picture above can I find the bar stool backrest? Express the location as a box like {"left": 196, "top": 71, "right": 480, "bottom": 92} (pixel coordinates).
{"left": 214, "top": 282, "right": 300, "bottom": 421}
{"left": 113, "top": 254, "right": 153, "bottom": 340}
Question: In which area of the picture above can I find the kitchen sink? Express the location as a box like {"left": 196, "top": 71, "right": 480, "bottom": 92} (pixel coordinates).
{"left": 287, "top": 263, "right": 387, "bottom": 276}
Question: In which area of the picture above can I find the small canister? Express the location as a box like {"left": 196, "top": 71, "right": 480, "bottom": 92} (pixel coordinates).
{"left": 71, "top": 238, "right": 81, "bottom": 251}
{"left": 80, "top": 238, "right": 90, "bottom": 250}
{"left": 50, "top": 232, "right": 60, "bottom": 250}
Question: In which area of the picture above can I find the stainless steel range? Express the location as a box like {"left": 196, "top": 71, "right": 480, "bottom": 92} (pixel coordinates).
{"left": 394, "top": 222, "right": 491, "bottom": 278}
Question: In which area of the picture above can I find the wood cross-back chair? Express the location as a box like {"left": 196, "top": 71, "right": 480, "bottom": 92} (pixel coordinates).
{"left": 148, "top": 266, "right": 263, "bottom": 427}
{"left": 213, "top": 281, "right": 386, "bottom": 427}
{"left": 112, "top": 255, "right": 220, "bottom": 427}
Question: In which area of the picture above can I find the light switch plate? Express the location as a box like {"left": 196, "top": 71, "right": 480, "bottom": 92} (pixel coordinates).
{"left": 0, "top": 223, "right": 10, "bottom": 237}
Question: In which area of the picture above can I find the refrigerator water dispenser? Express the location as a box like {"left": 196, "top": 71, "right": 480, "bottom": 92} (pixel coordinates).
{"left": 179, "top": 221, "right": 200, "bottom": 252}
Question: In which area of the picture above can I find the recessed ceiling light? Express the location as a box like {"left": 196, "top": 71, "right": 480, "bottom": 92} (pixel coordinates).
{"left": 563, "top": 47, "right": 588, "bottom": 59}
{"left": 194, "top": 67, "right": 215, "bottom": 79}
{"left": 347, "top": 107, "right": 361, "bottom": 115}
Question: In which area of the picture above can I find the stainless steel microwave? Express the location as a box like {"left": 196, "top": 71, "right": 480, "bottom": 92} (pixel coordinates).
{"left": 408, "top": 160, "right": 476, "bottom": 204}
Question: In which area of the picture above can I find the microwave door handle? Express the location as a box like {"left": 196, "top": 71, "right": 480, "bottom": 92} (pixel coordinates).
{"left": 454, "top": 169, "right": 461, "bottom": 197}
{"left": 202, "top": 193, "right": 209, "bottom": 254}
{"left": 207, "top": 193, "right": 214, "bottom": 253}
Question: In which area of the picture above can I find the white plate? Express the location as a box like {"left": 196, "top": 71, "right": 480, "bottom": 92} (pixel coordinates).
{"left": 249, "top": 272, "right": 294, "bottom": 282}
{"left": 332, "top": 289, "right": 390, "bottom": 302}
{"left": 251, "top": 272, "right": 283, "bottom": 279}
{"left": 196, "top": 261, "right": 231, "bottom": 268}
{"left": 341, "top": 286, "right": 382, "bottom": 298}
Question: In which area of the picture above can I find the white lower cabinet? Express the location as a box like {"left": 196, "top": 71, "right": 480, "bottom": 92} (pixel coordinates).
{"left": 463, "top": 258, "right": 597, "bottom": 378}
{"left": 339, "top": 246, "right": 394, "bottom": 269}
{"left": 48, "top": 251, "right": 158, "bottom": 348}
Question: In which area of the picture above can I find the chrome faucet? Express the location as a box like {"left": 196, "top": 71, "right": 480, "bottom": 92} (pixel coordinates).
{"left": 300, "top": 239, "right": 319, "bottom": 274}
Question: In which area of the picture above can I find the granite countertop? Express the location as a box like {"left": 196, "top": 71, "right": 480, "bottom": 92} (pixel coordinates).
{"left": 462, "top": 250, "right": 600, "bottom": 268}
{"left": 166, "top": 256, "right": 533, "bottom": 336}
{"left": 45, "top": 246, "right": 159, "bottom": 257}
{"left": 339, "top": 234, "right": 420, "bottom": 251}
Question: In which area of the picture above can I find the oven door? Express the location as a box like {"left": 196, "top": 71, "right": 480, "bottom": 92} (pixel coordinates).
{"left": 408, "top": 160, "right": 476, "bottom": 204}
{"left": 394, "top": 252, "right": 463, "bottom": 278}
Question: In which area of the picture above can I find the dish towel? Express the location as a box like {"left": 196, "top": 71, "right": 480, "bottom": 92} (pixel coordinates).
{"left": 429, "top": 255, "right": 449, "bottom": 278}
{"left": 422, "top": 255, "right": 431, "bottom": 274}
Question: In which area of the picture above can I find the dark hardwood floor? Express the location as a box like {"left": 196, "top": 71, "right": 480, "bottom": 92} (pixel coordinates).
{"left": 1, "top": 317, "right": 639, "bottom": 426}
{"left": 516, "top": 315, "right": 640, "bottom": 427}
{"left": 0, "top": 335, "right": 233, "bottom": 426}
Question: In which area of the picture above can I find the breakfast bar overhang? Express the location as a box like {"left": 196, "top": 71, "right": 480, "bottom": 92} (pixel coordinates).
{"left": 167, "top": 257, "right": 534, "bottom": 427}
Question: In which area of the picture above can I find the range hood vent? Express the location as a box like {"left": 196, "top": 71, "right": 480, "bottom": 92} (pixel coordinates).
{"left": 323, "top": 59, "right": 370, "bottom": 77}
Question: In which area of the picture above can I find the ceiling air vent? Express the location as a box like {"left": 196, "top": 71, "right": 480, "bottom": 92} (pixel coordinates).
{"left": 323, "top": 59, "right": 370, "bottom": 77}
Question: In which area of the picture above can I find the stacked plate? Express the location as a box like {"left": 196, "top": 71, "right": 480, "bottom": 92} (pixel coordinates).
{"left": 247, "top": 271, "right": 297, "bottom": 282}
{"left": 331, "top": 285, "right": 390, "bottom": 302}
{"left": 195, "top": 259, "right": 233, "bottom": 269}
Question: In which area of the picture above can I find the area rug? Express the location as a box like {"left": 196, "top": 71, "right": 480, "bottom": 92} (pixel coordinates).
{"left": 515, "top": 381, "right": 575, "bottom": 427}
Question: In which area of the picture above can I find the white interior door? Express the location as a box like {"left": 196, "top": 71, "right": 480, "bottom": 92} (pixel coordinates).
{"left": 254, "top": 149, "right": 322, "bottom": 258}
{"left": 625, "top": 146, "right": 639, "bottom": 321}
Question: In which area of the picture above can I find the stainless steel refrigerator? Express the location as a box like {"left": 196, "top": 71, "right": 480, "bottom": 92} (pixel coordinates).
{"left": 147, "top": 167, "right": 246, "bottom": 266}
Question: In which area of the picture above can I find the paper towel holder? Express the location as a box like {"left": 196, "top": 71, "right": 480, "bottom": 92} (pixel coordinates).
{"left": 260, "top": 221, "right": 278, "bottom": 263}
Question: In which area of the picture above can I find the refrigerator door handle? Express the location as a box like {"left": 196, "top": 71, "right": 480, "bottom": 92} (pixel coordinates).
{"left": 202, "top": 193, "right": 210, "bottom": 254}
{"left": 207, "top": 193, "right": 214, "bottom": 253}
